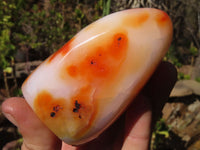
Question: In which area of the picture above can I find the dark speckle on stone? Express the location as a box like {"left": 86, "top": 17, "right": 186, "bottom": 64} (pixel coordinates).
{"left": 50, "top": 112, "right": 56, "bottom": 117}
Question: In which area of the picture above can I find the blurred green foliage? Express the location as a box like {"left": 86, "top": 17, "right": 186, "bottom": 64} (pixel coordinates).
{"left": 164, "top": 45, "right": 182, "bottom": 67}
{"left": 196, "top": 77, "right": 200, "bottom": 82}
{"left": 178, "top": 72, "right": 190, "bottom": 80}
{"left": 189, "top": 43, "right": 198, "bottom": 57}
{"left": 152, "top": 118, "right": 170, "bottom": 150}
{"left": 0, "top": 0, "right": 16, "bottom": 69}
{"left": 102, "top": 0, "right": 111, "bottom": 16}
{"left": 0, "top": 0, "right": 107, "bottom": 70}
{"left": 14, "top": 3, "right": 67, "bottom": 55}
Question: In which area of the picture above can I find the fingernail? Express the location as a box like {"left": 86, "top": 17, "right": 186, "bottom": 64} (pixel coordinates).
{"left": 3, "top": 113, "right": 18, "bottom": 126}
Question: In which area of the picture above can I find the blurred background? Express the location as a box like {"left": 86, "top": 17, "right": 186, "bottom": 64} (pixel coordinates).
{"left": 0, "top": 0, "right": 199, "bottom": 149}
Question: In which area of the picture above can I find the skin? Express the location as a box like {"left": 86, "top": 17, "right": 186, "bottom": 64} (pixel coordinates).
{"left": 2, "top": 61, "right": 177, "bottom": 150}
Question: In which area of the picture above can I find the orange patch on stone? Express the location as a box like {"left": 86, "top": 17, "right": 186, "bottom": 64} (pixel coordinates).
{"left": 109, "top": 33, "right": 128, "bottom": 59}
{"left": 124, "top": 12, "right": 149, "bottom": 28}
{"left": 33, "top": 87, "right": 98, "bottom": 139}
{"left": 34, "top": 90, "right": 68, "bottom": 137}
{"left": 155, "top": 10, "right": 169, "bottom": 27}
{"left": 67, "top": 65, "right": 78, "bottom": 77}
{"left": 69, "top": 85, "right": 98, "bottom": 138}
{"left": 64, "top": 32, "right": 128, "bottom": 84}
{"left": 48, "top": 38, "right": 74, "bottom": 63}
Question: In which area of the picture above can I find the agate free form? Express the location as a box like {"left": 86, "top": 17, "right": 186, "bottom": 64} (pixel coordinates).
{"left": 22, "top": 8, "right": 173, "bottom": 145}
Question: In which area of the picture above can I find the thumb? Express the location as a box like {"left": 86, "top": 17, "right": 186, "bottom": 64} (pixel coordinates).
{"left": 2, "top": 97, "right": 62, "bottom": 150}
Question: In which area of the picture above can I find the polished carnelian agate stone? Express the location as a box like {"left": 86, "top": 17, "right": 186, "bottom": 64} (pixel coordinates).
{"left": 22, "top": 8, "right": 173, "bottom": 145}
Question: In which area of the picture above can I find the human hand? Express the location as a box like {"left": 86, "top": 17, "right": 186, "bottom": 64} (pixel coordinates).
{"left": 2, "top": 61, "right": 177, "bottom": 150}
